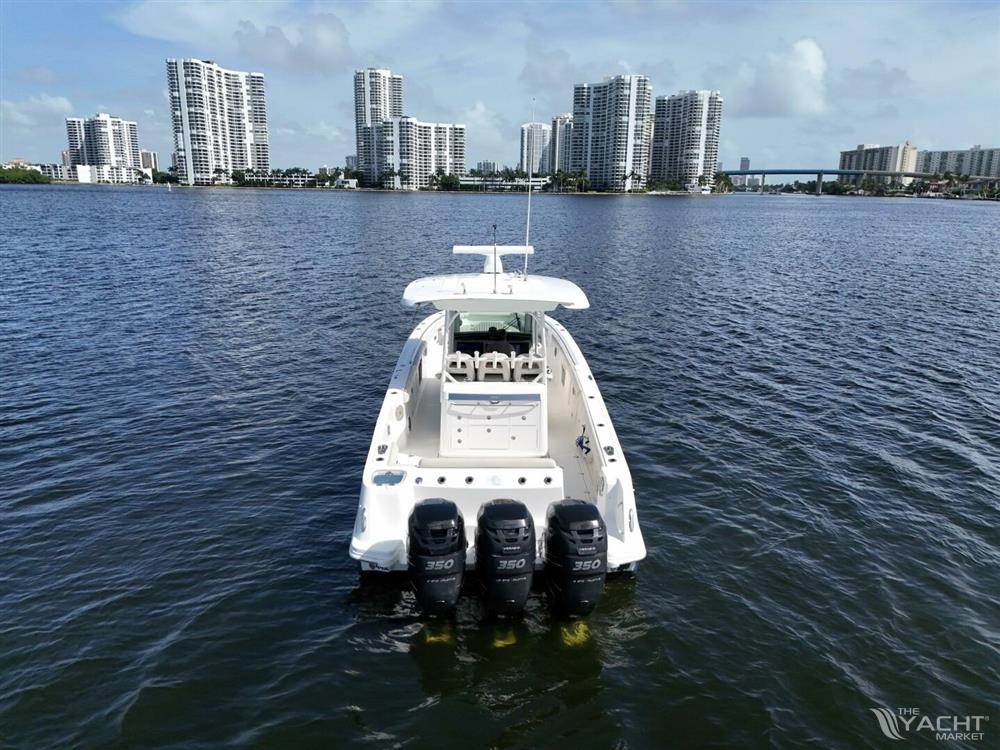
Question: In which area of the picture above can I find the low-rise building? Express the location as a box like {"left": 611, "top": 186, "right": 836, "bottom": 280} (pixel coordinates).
{"left": 458, "top": 175, "right": 550, "bottom": 191}
{"left": 241, "top": 170, "right": 313, "bottom": 188}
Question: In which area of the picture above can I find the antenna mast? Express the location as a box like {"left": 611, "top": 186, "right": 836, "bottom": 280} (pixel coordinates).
{"left": 492, "top": 223, "right": 498, "bottom": 293}
{"left": 523, "top": 97, "right": 535, "bottom": 276}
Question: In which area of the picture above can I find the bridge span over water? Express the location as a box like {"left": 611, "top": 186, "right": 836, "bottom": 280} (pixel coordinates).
{"left": 721, "top": 168, "right": 996, "bottom": 194}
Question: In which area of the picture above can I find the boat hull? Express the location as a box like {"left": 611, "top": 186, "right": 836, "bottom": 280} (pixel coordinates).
{"left": 349, "top": 312, "right": 646, "bottom": 574}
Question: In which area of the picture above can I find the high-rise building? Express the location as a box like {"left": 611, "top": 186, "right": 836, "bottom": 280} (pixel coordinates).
{"left": 380, "top": 117, "right": 465, "bottom": 190}
{"left": 354, "top": 68, "right": 403, "bottom": 183}
{"left": 916, "top": 145, "right": 1000, "bottom": 178}
{"left": 519, "top": 122, "right": 551, "bottom": 175}
{"left": 477, "top": 160, "right": 498, "bottom": 174}
{"left": 166, "top": 59, "right": 269, "bottom": 186}
{"left": 63, "top": 112, "right": 143, "bottom": 183}
{"left": 140, "top": 150, "right": 159, "bottom": 172}
{"left": 649, "top": 90, "right": 724, "bottom": 192}
{"left": 549, "top": 113, "right": 573, "bottom": 174}
{"left": 569, "top": 75, "right": 652, "bottom": 190}
{"left": 838, "top": 141, "right": 917, "bottom": 185}
{"left": 345, "top": 155, "right": 358, "bottom": 170}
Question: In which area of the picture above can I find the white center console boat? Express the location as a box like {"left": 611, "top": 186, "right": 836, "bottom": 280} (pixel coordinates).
{"left": 350, "top": 244, "right": 646, "bottom": 617}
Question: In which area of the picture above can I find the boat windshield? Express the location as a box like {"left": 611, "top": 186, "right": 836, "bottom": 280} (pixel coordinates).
{"left": 451, "top": 312, "right": 535, "bottom": 356}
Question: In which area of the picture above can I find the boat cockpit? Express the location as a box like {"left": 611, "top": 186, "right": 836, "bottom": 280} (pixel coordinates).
{"left": 444, "top": 311, "right": 545, "bottom": 383}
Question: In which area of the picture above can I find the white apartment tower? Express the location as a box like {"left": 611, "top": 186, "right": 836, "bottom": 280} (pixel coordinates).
{"left": 549, "top": 113, "right": 574, "bottom": 174}
{"left": 65, "top": 113, "right": 141, "bottom": 168}
{"left": 354, "top": 68, "right": 404, "bottom": 183}
{"left": 838, "top": 141, "right": 918, "bottom": 185}
{"left": 649, "top": 90, "right": 724, "bottom": 191}
{"left": 380, "top": 117, "right": 465, "bottom": 190}
{"left": 569, "top": 75, "right": 653, "bottom": 190}
{"left": 519, "top": 122, "right": 551, "bottom": 175}
{"left": 166, "top": 58, "right": 270, "bottom": 186}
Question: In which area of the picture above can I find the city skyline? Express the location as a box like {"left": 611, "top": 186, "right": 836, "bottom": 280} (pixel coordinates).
{"left": 2, "top": 1, "right": 998, "bottom": 170}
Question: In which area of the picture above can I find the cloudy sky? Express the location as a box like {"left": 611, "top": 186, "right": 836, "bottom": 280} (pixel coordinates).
{"left": 2, "top": 0, "right": 998, "bottom": 170}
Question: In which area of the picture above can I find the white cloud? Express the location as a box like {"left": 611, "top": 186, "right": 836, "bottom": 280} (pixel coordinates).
{"left": 115, "top": 0, "right": 288, "bottom": 50}
{"left": 712, "top": 38, "right": 829, "bottom": 118}
{"left": 1, "top": 93, "right": 73, "bottom": 129}
{"left": 462, "top": 100, "right": 514, "bottom": 163}
{"left": 234, "top": 14, "right": 355, "bottom": 74}
{"left": 305, "top": 122, "right": 342, "bottom": 141}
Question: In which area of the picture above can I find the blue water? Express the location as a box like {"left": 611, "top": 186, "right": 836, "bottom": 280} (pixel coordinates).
{"left": 1, "top": 185, "right": 998, "bottom": 748}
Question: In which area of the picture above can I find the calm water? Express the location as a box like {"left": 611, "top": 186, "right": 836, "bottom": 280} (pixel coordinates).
{"left": 1, "top": 185, "right": 998, "bottom": 749}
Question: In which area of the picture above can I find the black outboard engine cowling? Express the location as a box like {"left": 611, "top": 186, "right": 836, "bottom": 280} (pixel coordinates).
{"left": 408, "top": 499, "right": 466, "bottom": 616}
{"left": 544, "top": 499, "right": 607, "bottom": 618}
{"left": 476, "top": 499, "right": 536, "bottom": 617}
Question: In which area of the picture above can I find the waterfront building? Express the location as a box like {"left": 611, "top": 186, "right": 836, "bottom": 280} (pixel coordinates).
{"left": 838, "top": 141, "right": 917, "bottom": 185}
{"left": 519, "top": 122, "right": 551, "bottom": 175}
{"left": 35, "top": 164, "right": 68, "bottom": 180}
{"left": 140, "top": 150, "right": 159, "bottom": 172}
{"left": 476, "top": 160, "right": 498, "bottom": 174}
{"left": 64, "top": 112, "right": 144, "bottom": 183}
{"left": 569, "top": 74, "right": 652, "bottom": 190}
{"left": 459, "top": 175, "right": 549, "bottom": 191}
{"left": 240, "top": 170, "right": 312, "bottom": 188}
{"left": 380, "top": 117, "right": 465, "bottom": 190}
{"left": 649, "top": 90, "right": 724, "bottom": 192}
{"left": 549, "top": 113, "right": 573, "bottom": 174}
{"left": 345, "top": 155, "right": 358, "bottom": 170}
{"left": 166, "top": 59, "right": 270, "bottom": 186}
{"left": 354, "top": 68, "right": 403, "bottom": 183}
{"left": 916, "top": 145, "right": 1000, "bottom": 178}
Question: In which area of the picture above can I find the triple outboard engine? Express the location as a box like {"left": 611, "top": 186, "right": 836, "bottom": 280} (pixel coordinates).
{"left": 475, "top": 499, "right": 536, "bottom": 617}
{"left": 408, "top": 499, "right": 466, "bottom": 616}
{"left": 544, "top": 499, "right": 608, "bottom": 618}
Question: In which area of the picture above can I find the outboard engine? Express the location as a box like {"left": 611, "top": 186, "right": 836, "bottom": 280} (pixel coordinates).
{"left": 475, "top": 499, "right": 536, "bottom": 617}
{"left": 544, "top": 499, "right": 607, "bottom": 618}
{"left": 408, "top": 499, "right": 466, "bottom": 616}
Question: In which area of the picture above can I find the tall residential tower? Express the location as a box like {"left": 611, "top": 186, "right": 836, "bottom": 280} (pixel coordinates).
{"left": 380, "top": 118, "right": 465, "bottom": 190}
{"left": 549, "top": 113, "right": 573, "bottom": 174}
{"left": 166, "top": 59, "right": 270, "bottom": 185}
{"left": 64, "top": 113, "right": 143, "bottom": 183}
{"left": 354, "top": 68, "right": 403, "bottom": 183}
{"left": 569, "top": 75, "right": 652, "bottom": 190}
{"left": 649, "top": 90, "right": 724, "bottom": 191}
{"left": 519, "top": 122, "right": 551, "bottom": 175}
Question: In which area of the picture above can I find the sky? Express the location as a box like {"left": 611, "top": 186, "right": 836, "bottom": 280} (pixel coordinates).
{"left": 2, "top": 0, "right": 999, "bottom": 170}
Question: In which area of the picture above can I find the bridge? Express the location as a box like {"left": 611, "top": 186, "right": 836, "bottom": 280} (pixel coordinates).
{"left": 721, "top": 168, "right": 997, "bottom": 194}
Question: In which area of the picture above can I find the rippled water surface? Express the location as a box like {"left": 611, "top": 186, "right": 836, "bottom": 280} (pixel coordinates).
{"left": 2, "top": 185, "right": 998, "bottom": 749}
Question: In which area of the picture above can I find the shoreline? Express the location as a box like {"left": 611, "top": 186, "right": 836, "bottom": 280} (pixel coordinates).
{"left": 10, "top": 182, "right": 998, "bottom": 201}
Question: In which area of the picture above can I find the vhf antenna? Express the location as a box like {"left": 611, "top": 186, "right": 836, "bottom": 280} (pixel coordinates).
{"left": 523, "top": 97, "right": 535, "bottom": 277}
{"left": 492, "top": 223, "right": 498, "bottom": 293}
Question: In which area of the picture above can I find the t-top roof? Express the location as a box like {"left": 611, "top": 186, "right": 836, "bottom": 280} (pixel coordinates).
{"left": 402, "top": 244, "right": 590, "bottom": 312}
{"left": 403, "top": 272, "right": 590, "bottom": 312}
